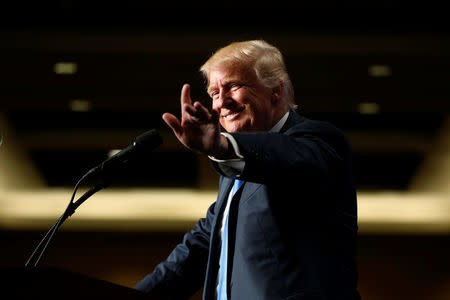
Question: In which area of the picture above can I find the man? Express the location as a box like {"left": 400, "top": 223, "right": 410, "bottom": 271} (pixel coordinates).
{"left": 135, "top": 40, "right": 360, "bottom": 300}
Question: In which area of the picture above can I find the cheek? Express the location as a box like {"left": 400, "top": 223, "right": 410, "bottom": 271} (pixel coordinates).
{"left": 219, "top": 118, "right": 226, "bottom": 128}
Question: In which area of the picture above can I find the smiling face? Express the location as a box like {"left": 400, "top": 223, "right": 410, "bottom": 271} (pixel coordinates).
{"left": 208, "top": 62, "right": 277, "bottom": 133}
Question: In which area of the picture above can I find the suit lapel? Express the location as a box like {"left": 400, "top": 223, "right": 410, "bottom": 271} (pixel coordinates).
{"left": 225, "top": 180, "right": 247, "bottom": 297}
{"left": 203, "top": 176, "right": 234, "bottom": 300}
{"left": 216, "top": 177, "right": 234, "bottom": 214}
{"left": 280, "top": 109, "right": 305, "bottom": 133}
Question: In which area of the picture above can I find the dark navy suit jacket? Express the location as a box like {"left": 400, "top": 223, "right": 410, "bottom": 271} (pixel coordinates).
{"left": 135, "top": 111, "right": 361, "bottom": 300}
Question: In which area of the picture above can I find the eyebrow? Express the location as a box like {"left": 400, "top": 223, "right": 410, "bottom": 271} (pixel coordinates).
{"left": 206, "top": 85, "right": 217, "bottom": 95}
{"left": 207, "top": 79, "right": 241, "bottom": 95}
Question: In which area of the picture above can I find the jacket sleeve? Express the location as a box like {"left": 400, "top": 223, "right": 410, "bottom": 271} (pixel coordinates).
{"left": 222, "top": 121, "right": 349, "bottom": 185}
{"left": 134, "top": 201, "right": 216, "bottom": 300}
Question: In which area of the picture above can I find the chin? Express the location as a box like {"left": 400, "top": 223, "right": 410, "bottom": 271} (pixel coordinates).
{"left": 221, "top": 115, "right": 252, "bottom": 132}
{"left": 221, "top": 113, "right": 251, "bottom": 132}
{"left": 224, "top": 122, "right": 249, "bottom": 133}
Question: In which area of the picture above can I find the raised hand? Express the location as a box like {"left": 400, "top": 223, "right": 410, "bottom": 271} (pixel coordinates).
{"left": 162, "top": 84, "right": 228, "bottom": 156}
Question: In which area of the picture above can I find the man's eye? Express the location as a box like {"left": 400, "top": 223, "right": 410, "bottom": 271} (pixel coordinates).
{"left": 231, "top": 84, "right": 242, "bottom": 91}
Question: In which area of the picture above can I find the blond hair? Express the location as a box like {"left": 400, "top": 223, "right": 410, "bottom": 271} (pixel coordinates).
{"left": 200, "top": 40, "right": 296, "bottom": 108}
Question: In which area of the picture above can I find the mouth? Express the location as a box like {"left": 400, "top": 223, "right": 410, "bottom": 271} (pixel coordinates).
{"left": 222, "top": 107, "right": 245, "bottom": 120}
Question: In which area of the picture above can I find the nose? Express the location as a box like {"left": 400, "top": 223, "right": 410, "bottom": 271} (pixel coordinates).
{"left": 215, "top": 88, "right": 232, "bottom": 109}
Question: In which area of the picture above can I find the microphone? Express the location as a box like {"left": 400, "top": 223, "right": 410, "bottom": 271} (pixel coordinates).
{"left": 86, "top": 129, "right": 162, "bottom": 186}
{"left": 24, "top": 129, "right": 162, "bottom": 268}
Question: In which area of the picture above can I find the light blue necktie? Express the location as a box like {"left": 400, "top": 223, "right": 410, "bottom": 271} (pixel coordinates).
{"left": 217, "top": 179, "right": 244, "bottom": 300}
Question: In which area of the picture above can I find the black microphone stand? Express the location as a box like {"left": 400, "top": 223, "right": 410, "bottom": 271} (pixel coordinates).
{"left": 25, "top": 170, "right": 106, "bottom": 268}
{"left": 24, "top": 129, "right": 162, "bottom": 268}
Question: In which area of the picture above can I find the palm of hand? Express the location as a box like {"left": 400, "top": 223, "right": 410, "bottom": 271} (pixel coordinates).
{"left": 163, "top": 84, "right": 224, "bottom": 156}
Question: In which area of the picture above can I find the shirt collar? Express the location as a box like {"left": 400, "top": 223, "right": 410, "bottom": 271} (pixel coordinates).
{"left": 269, "top": 111, "right": 290, "bottom": 133}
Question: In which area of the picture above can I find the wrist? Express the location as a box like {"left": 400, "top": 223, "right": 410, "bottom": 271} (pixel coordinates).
{"left": 213, "top": 135, "right": 233, "bottom": 159}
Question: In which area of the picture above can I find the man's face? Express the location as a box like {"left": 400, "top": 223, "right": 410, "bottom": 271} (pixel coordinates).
{"left": 208, "top": 63, "right": 275, "bottom": 133}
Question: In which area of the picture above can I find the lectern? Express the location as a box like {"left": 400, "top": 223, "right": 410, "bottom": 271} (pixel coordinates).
{"left": 1, "top": 267, "right": 156, "bottom": 299}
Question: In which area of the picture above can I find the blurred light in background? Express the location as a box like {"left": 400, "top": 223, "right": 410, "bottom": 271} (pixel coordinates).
{"left": 0, "top": 189, "right": 448, "bottom": 234}
{"left": 53, "top": 62, "right": 78, "bottom": 75}
{"left": 368, "top": 64, "right": 392, "bottom": 77}
{"left": 358, "top": 102, "right": 380, "bottom": 115}
{"left": 69, "top": 99, "right": 92, "bottom": 112}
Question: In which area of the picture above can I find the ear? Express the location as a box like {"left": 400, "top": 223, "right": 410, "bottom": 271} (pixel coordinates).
{"left": 271, "top": 82, "right": 284, "bottom": 103}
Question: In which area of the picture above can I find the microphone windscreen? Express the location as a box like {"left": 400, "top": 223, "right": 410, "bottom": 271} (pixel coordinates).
{"left": 134, "top": 129, "right": 163, "bottom": 151}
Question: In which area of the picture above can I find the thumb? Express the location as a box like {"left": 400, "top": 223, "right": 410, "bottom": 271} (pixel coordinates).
{"left": 162, "top": 113, "right": 182, "bottom": 137}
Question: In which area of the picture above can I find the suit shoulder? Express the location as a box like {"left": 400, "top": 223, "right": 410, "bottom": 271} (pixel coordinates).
{"left": 289, "top": 115, "right": 345, "bottom": 137}
{"left": 288, "top": 115, "right": 351, "bottom": 151}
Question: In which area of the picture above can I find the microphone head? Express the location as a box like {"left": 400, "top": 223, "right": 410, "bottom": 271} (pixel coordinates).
{"left": 133, "top": 129, "right": 163, "bottom": 151}
{"left": 88, "top": 129, "right": 163, "bottom": 187}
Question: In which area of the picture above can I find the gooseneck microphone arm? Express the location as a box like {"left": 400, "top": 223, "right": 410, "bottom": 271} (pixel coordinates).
{"left": 25, "top": 170, "right": 103, "bottom": 268}
{"left": 24, "top": 129, "right": 162, "bottom": 268}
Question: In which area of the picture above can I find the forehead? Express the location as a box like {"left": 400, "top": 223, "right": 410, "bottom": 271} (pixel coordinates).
{"left": 207, "top": 62, "right": 256, "bottom": 90}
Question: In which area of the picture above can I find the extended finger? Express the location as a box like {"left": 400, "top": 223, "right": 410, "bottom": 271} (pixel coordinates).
{"left": 183, "top": 105, "right": 203, "bottom": 124}
{"left": 162, "top": 113, "right": 182, "bottom": 136}
{"left": 180, "top": 84, "right": 192, "bottom": 120}
{"left": 184, "top": 104, "right": 199, "bottom": 117}
{"left": 193, "top": 101, "right": 212, "bottom": 120}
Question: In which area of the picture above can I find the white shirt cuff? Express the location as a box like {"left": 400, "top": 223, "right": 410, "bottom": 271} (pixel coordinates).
{"left": 209, "top": 133, "right": 245, "bottom": 176}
